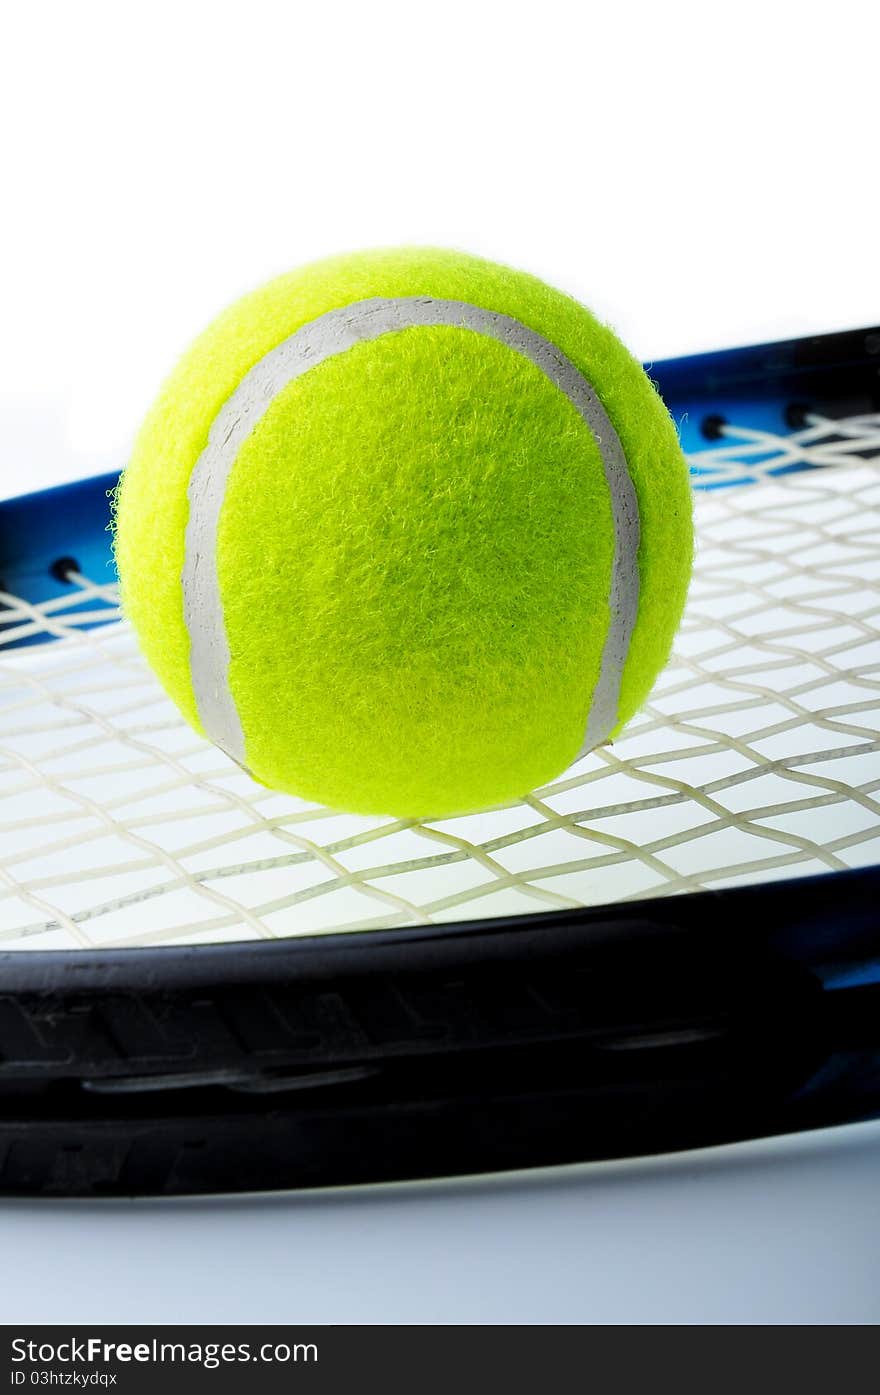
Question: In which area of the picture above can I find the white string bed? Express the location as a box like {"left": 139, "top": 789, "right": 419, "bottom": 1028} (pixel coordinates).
{"left": 1, "top": 414, "right": 879, "bottom": 951}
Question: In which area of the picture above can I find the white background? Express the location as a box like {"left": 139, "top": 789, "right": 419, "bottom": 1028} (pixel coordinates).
{"left": 1, "top": 0, "right": 879, "bottom": 1325}
{"left": 1, "top": 0, "right": 878, "bottom": 499}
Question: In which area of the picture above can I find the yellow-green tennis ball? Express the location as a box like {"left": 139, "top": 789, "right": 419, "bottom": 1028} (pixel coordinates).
{"left": 114, "top": 247, "right": 693, "bottom": 818}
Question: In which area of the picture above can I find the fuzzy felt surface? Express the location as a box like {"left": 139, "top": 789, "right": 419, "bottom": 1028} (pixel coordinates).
{"left": 114, "top": 247, "right": 692, "bottom": 817}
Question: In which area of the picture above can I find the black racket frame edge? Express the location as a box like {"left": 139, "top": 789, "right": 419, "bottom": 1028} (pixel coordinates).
{"left": 0, "top": 865, "right": 876, "bottom": 1197}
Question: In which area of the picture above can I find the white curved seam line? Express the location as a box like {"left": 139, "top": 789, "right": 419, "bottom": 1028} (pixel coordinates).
{"left": 182, "top": 297, "right": 640, "bottom": 769}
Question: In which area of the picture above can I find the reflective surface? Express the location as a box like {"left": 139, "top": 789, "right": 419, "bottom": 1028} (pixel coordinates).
{"left": 2, "top": 1120, "right": 878, "bottom": 1324}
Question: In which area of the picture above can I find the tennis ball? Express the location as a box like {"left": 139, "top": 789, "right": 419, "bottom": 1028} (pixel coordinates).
{"left": 114, "top": 247, "right": 692, "bottom": 818}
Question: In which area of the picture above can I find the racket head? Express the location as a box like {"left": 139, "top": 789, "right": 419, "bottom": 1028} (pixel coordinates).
{"left": 0, "top": 325, "right": 878, "bottom": 1194}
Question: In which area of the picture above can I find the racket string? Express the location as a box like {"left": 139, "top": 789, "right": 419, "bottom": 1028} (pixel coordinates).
{"left": 0, "top": 414, "right": 878, "bottom": 948}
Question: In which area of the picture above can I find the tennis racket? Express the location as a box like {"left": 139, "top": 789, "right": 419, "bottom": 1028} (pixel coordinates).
{"left": 0, "top": 324, "right": 878, "bottom": 1196}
